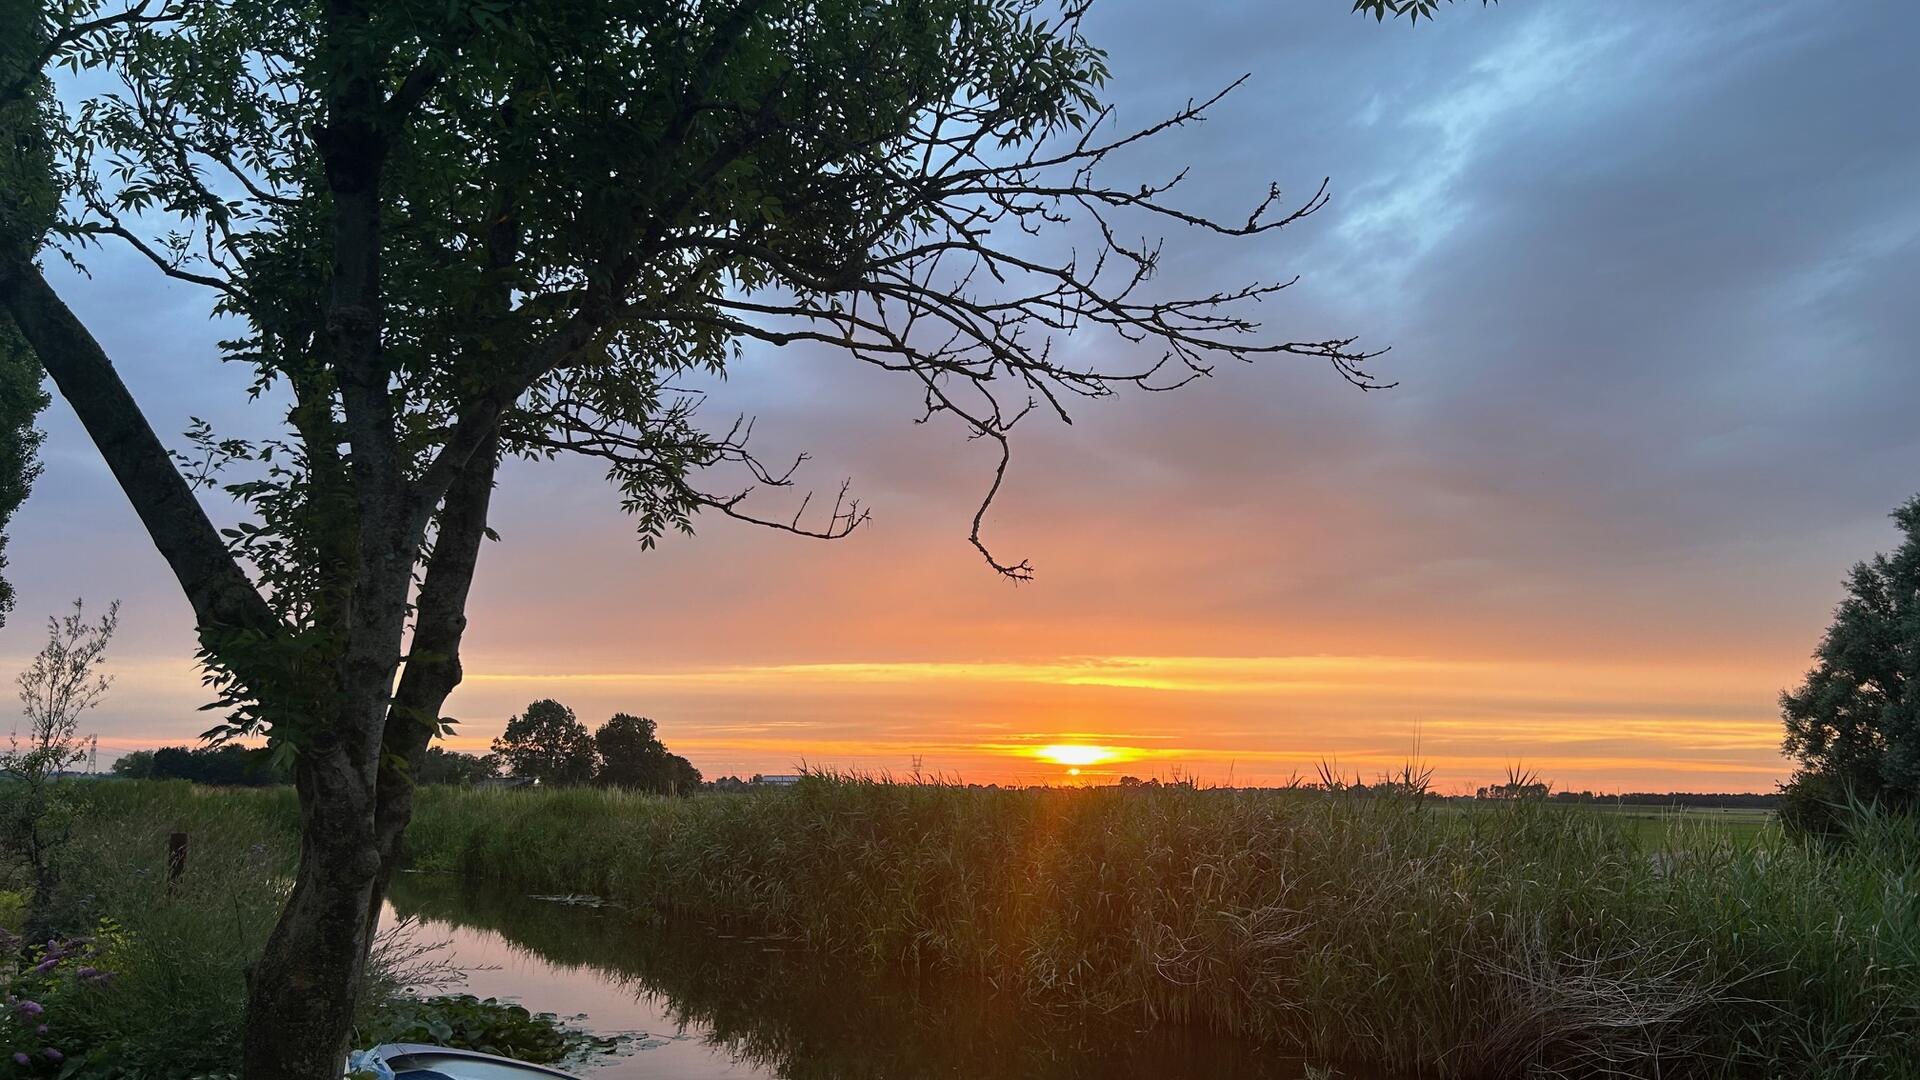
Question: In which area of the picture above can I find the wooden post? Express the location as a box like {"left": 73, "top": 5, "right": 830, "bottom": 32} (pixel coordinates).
{"left": 167, "top": 831, "right": 188, "bottom": 894}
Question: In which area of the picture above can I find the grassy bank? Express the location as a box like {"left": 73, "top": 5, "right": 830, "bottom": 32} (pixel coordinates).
{"left": 52, "top": 780, "right": 1920, "bottom": 1078}
{"left": 14, "top": 783, "right": 592, "bottom": 1077}
{"left": 21, "top": 782, "right": 298, "bottom": 1076}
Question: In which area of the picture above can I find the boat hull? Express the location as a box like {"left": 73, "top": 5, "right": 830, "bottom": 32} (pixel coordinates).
{"left": 363, "top": 1043, "right": 584, "bottom": 1080}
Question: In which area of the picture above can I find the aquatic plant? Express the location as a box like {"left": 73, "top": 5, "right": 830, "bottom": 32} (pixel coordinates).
{"left": 356, "top": 994, "right": 615, "bottom": 1066}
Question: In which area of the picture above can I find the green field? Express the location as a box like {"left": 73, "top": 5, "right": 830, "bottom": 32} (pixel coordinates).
{"left": 1448, "top": 802, "right": 1779, "bottom": 846}
{"left": 1573, "top": 804, "right": 1775, "bottom": 845}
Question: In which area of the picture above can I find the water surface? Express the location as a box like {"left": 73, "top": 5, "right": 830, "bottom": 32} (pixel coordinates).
{"left": 383, "top": 876, "right": 1311, "bottom": 1080}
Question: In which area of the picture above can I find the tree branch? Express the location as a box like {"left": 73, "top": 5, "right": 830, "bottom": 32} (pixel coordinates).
{"left": 0, "top": 260, "right": 278, "bottom": 644}
{"left": 1, "top": 1, "right": 179, "bottom": 106}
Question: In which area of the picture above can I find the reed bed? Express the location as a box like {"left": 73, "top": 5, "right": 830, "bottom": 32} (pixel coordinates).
{"left": 78, "top": 779, "right": 1920, "bottom": 1078}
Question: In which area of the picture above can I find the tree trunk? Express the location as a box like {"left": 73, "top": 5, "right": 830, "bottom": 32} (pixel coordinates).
{"left": 242, "top": 434, "right": 496, "bottom": 1078}
{"left": 0, "top": 261, "right": 277, "bottom": 642}
{"left": 244, "top": 557, "right": 410, "bottom": 1080}
{"left": 242, "top": 739, "right": 383, "bottom": 1080}
{"left": 365, "top": 429, "right": 499, "bottom": 937}
{"left": 239, "top": 7, "right": 412, "bottom": 1074}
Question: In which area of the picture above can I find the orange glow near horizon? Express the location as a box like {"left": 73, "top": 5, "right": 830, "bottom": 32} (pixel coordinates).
{"left": 1035, "top": 744, "right": 1123, "bottom": 767}
{"left": 63, "top": 651, "right": 1802, "bottom": 793}
{"left": 433, "top": 652, "right": 1796, "bottom": 792}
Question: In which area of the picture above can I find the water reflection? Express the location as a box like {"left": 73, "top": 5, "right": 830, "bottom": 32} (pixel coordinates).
{"left": 383, "top": 875, "right": 1311, "bottom": 1080}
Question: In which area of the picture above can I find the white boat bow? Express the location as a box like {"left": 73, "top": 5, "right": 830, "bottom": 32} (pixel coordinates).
{"left": 354, "top": 1043, "right": 585, "bottom": 1080}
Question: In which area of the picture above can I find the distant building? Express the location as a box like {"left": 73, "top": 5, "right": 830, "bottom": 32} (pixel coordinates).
{"left": 753, "top": 774, "right": 803, "bottom": 786}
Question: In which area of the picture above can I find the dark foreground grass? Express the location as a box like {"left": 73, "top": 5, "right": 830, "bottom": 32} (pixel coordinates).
{"left": 23, "top": 784, "right": 582, "bottom": 1077}
{"left": 61, "top": 780, "right": 1920, "bottom": 1078}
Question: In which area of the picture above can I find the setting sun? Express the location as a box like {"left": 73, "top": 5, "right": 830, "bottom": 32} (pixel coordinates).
{"left": 1035, "top": 744, "right": 1118, "bottom": 768}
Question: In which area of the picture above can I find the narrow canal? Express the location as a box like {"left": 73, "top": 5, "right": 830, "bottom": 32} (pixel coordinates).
{"left": 383, "top": 875, "right": 1317, "bottom": 1079}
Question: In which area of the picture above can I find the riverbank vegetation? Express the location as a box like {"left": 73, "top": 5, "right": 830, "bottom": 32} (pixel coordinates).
{"left": 1, "top": 783, "right": 594, "bottom": 1077}
{"left": 29, "top": 778, "right": 1920, "bottom": 1078}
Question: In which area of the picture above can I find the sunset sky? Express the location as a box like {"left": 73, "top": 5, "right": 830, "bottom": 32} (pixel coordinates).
{"left": 5, "top": 0, "right": 1917, "bottom": 792}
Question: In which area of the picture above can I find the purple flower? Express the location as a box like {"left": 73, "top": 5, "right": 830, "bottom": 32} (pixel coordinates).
{"left": 75, "top": 967, "right": 99, "bottom": 979}
{"left": 14, "top": 1001, "right": 43, "bottom": 1017}
{"left": 29, "top": 957, "right": 57, "bottom": 974}
{"left": 13, "top": 1052, "right": 29, "bottom": 1067}
{"left": 39, "top": 1049, "right": 60, "bottom": 1064}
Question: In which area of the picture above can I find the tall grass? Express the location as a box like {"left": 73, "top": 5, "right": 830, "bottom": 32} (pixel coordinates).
{"left": 29, "top": 782, "right": 296, "bottom": 1075}
{"left": 404, "top": 778, "right": 1920, "bottom": 1079}
{"left": 65, "top": 779, "right": 1920, "bottom": 1078}
{"left": 41, "top": 782, "right": 446, "bottom": 1077}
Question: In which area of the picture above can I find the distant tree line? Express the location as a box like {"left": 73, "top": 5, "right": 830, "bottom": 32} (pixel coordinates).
{"left": 111, "top": 743, "right": 504, "bottom": 786}
{"left": 1538, "top": 791, "right": 1780, "bottom": 809}
{"left": 490, "top": 700, "right": 702, "bottom": 795}
{"left": 111, "top": 700, "right": 703, "bottom": 794}
{"left": 112, "top": 744, "right": 284, "bottom": 786}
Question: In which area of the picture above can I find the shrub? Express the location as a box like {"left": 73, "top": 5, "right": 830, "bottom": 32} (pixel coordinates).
{"left": 1777, "top": 768, "right": 1855, "bottom": 842}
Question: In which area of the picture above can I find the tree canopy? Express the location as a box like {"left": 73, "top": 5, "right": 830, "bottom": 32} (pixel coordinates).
{"left": 135, "top": 742, "right": 287, "bottom": 785}
{"left": 0, "top": 327, "right": 47, "bottom": 625}
{"left": 491, "top": 699, "right": 597, "bottom": 786}
{"left": 113, "top": 741, "right": 490, "bottom": 786}
{"left": 595, "top": 712, "right": 702, "bottom": 795}
{"left": 1781, "top": 495, "right": 1920, "bottom": 819}
{"left": 0, "top": 0, "right": 54, "bottom": 627}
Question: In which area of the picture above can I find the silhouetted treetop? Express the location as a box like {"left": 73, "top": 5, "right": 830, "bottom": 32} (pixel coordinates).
{"left": 1781, "top": 495, "right": 1920, "bottom": 818}
{"left": 492, "top": 699, "right": 597, "bottom": 786}
{"left": 596, "top": 712, "right": 702, "bottom": 795}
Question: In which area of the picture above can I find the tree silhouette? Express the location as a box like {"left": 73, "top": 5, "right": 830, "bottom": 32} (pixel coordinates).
{"left": 1781, "top": 495, "right": 1920, "bottom": 830}
{"left": 491, "top": 700, "right": 597, "bottom": 787}
{"left": 596, "top": 713, "right": 702, "bottom": 795}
